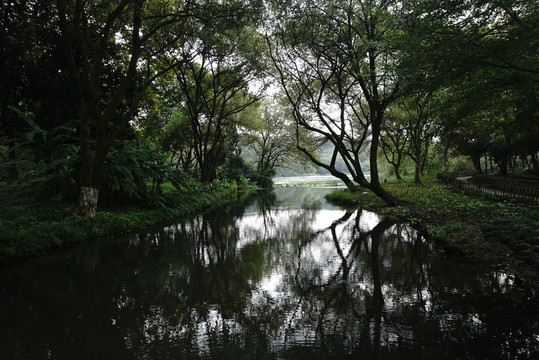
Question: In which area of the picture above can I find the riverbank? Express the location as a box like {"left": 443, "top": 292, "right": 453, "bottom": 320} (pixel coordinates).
{"left": 325, "top": 175, "right": 539, "bottom": 288}
{"left": 0, "top": 181, "right": 240, "bottom": 263}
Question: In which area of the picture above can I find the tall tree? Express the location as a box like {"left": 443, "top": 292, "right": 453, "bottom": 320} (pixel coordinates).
{"left": 266, "top": 0, "right": 403, "bottom": 205}
{"left": 399, "top": 0, "right": 539, "bottom": 174}
{"left": 55, "top": 0, "right": 264, "bottom": 215}
{"left": 162, "top": 8, "right": 264, "bottom": 183}
{"left": 248, "top": 100, "right": 306, "bottom": 186}
{"left": 159, "top": 108, "right": 197, "bottom": 175}
{"left": 0, "top": 1, "right": 71, "bottom": 184}
{"left": 380, "top": 108, "right": 409, "bottom": 180}
{"left": 168, "top": 60, "right": 261, "bottom": 183}
{"left": 56, "top": 0, "right": 200, "bottom": 216}
{"left": 401, "top": 92, "right": 436, "bottom": 184}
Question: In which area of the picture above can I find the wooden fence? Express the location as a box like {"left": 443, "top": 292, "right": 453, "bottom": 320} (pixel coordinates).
{"left": 437, "top": 172, "right": 539, "bottom": 201}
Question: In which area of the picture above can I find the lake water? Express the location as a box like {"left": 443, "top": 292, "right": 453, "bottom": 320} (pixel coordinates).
{"left": 1, "top": 188, "right": 537, "bottom": 359}
{"left": 273, "top": 175, "right": 346, "bottom": 186}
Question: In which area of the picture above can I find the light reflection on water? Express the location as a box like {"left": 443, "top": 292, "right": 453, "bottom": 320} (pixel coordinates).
{"left": 273, "top": 175, "right": 347, "bottom": 185}
{"left": 0, "top": 187, "right": 537, "bottom": 359}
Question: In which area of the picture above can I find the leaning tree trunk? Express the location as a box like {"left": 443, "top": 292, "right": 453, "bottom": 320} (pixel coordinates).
{"left": 370, "top": 114, "right": 398, "bottom": 206}
{"left": 339, "top": 173, "right": 359, "bottom": 193}
{"left": 369, "top": 181, "right": 398, "bottom": 206}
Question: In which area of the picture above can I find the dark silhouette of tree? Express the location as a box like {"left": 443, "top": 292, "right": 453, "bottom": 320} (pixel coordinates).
{"left": 266, "top": 0, "right": 403, "bottom": 205}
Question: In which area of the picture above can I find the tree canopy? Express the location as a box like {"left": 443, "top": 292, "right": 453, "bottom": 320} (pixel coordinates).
{"left": 1, "top": 0, "right": 537, "bottom": 213}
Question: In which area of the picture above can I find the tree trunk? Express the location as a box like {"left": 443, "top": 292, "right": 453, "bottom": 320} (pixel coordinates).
{"left": 3, "top": 103, "right": 19, "bottom": 184}
{"left": 370, "top": 112, "right": 397, "bottom": 205}
{"left": 343, "top": 178, "right": 358, "bottom": 193}
{"left": 200, "top": 160, "right": 217, "bottom": 184}
{"left": 414, "top": 163, "right": 422, "bottom": 184}
{"left": 7, "top": 148, "right": 18, "bottom": 185}
{"left": 499, "top": 157, "right": 508, "bottom": 177}
{"left": 74, "top": 186, "right": 99, "bottom": 217}
{"left": 471, "top": 154, "right": 482, "bottom": 174}
{"left": 394, "top": 165, "right": 403, "bottom": 180}
{"left": 73, "top": 113, "right": 99, "bottom": 216}
{"left": 414, "top": 154, "right": 422, "bottom": 184}
{"left": 369, "top": 181, "right": 398, "bottom": 205}
{"left": 442, "top": 142, "right": 449, "bottom": 173}
{"left": 155, "top": 178, "right": 162, "bottom": 195}
{"left": 531, "top": 153, "right": 539, "bottom": 170}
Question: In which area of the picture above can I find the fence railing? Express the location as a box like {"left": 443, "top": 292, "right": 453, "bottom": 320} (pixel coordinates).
{"left": 437, "top": 172, "right": 539, "bottom": 201}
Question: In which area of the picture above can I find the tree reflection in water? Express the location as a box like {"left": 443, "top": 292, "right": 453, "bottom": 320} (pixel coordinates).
{"left": 0, "top": 188, "right": 537, "bottom": 359}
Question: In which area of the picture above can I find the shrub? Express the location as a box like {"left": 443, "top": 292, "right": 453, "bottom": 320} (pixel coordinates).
{"left": 325, "top": 190, "right": 361, "bottom": 208}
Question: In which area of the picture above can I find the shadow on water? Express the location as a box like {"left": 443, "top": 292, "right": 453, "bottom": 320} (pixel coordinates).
{"left": 0, "top": 187, "right": 537, "bottom": 359}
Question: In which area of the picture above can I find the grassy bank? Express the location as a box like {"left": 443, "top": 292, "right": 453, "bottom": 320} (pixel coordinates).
{"left": 0, "top": 181, "right": 240, "bottom": 263}
{"left": 325, "top": 175, "right": 539, "bottom": 284}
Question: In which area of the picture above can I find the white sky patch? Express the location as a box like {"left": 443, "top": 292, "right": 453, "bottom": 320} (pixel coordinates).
{"left": 259, "top": 272, "right": 284, "bottom": 297}
{"left": 358, "top": 210, "right": 380, "bottom": 232}
{"left": 235, "top": 209, "right": 349, "bottom": 250}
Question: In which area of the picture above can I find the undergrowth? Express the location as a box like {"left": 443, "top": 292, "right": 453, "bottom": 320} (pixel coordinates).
{"left": 0, "top": 180, "right": 239, "bottom": 262}
{"left": 325, "top": 175, "right": 539, "bottom": 277}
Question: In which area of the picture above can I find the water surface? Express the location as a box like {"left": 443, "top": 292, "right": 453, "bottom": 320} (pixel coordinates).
{"left": 1, "top": 188, "right": 537, "bottom": 359}
{"left": 273, "top": 175, "right": 346, "bottom": 186}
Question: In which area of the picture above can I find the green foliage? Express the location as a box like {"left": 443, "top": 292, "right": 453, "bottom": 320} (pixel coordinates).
{"left": 324, "top": 190, "right": 362, "bottom": 210}
{"left": 101, "top": 141, "right": 187, "bottom": 207}
{"left": 399, "top": 0, "right": 539, "bottom": 174}
{"left": 0, "top": 179, "right": 238, "bottom": 262}
{"left": 157, "top": 107, "right": 195, "bottom": 172}
{"left": 2, "top": 0, "right": 537, "bottom": 218}
{"left": 150, "top": 14, "right": 263, "bottom": 184}
{"left": 266, "top": 0, "right": 400, "bottom": 203}
{"left": 245, "top": 100, "right": 310, "bottom": 185}
{"left": 449, "top": 156, "right": 475, "bottom": 173}
{"left": 219, "top": 153, "right": 256, "bottom": 187}
{"left": 1, "top": 108, "right": 187, "bottom": 208}
{"left": 426, "top": 223, "right": 487, "bottom": 259}
{"left": 1, "top": 107, "right": 79, "bottom": 198}
{"left": 325, "top": 175, "right": 539, "bottom": 266}
{"left": 253, "top": 167, "right": 275, "bottom": 188}
{"left": 481, "top": 214, "right": 539, "bottom": 268}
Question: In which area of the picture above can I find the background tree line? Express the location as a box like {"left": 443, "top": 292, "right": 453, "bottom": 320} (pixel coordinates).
{"left": 1, "top": 0, "right": 537, "bottom": 214}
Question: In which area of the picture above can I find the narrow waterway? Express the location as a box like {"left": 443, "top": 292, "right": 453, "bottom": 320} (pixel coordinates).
{"left": 1, "top": 188, "right": 537, "bottom": 359}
